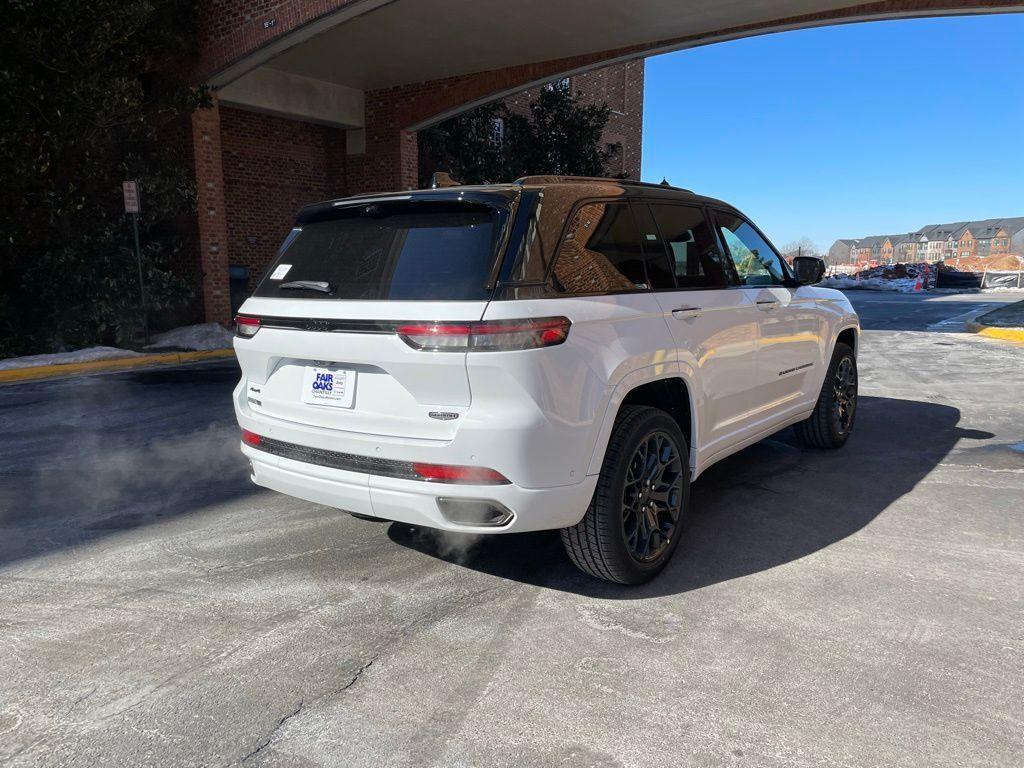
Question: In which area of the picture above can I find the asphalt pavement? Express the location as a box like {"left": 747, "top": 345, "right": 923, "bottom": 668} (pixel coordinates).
{"left": 1, "top": 291, "right": 1022, "bottom": 767}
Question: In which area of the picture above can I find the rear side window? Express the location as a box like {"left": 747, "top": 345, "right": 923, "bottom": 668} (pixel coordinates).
{"left": 254, "top": 201, "right": 504, "bottom": 301}
{"left": 551, "top": 202, "right": 672, "bottom": 294}
{"left": 713, "top": 211, "right": 786, "bottom": 286}
{"left": 644, "top": 204, "right": 732, "bottom": 288}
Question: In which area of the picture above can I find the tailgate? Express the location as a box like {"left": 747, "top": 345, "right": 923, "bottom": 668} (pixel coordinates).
{"left": 235, "top": 298, "right": 487, "bottom": 441}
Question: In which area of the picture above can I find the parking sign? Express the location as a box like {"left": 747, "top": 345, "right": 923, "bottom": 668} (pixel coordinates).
{"left": 122, "top": 181, "right": 140, "bottom": 214}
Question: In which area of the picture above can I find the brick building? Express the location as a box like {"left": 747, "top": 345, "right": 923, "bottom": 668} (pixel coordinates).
{"left": 827, "top": 238, "right": 857, "bottom": 265}
{"left": 832, "top": 216, "right": 1024, "bottom": 267}
{"left": 187, "top": 0, "right": 1005, "bottom": 324}
{"left": 500, "top": 64, "right": 645, "bottom": 180}
{"left": 205, "top": 62, "right": 643, "bottom": 324}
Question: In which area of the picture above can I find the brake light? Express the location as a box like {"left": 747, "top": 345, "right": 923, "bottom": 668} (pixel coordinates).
{"left": 235, "top": 315, "right": 261, "bottom": 338}
{"left": 241, "top": 429, "right": 261, "bottom": 447}
{"left": 397, "top": 316, "right": 570, "bottom": 352}
{"left": 411, "top": 462, "right": 510, "bottom": 485}
{"left": 395, "top": 323, "right": 473, "bottom": 351}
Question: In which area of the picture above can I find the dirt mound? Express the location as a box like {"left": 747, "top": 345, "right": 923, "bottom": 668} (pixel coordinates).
{"left": 852, "top": 262, "right": 931, "bottom": 280}
{"left": 944, "top": 254, "right": 1024, "bottom": 272}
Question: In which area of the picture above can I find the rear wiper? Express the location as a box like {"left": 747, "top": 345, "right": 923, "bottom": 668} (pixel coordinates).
{"left": 280, "top": 280, "right": 334, "bottom": 294}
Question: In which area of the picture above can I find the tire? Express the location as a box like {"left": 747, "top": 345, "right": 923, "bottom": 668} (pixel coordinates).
{"left": 561, "top": 405, "right": 690, "bottom": 585}
{"left": 794, "top": 342, "right": 858, "bottom": 449}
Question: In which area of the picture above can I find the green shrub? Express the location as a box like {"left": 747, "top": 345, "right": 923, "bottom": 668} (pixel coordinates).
{"left": 0, "top": 0, "right": 207, "bottom": 357}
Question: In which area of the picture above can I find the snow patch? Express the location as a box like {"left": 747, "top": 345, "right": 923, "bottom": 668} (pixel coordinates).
{"left": 144, "top": 323, "right": 233, "bottom": 352}
{"left": 0, "top": 347, "right": 143, "bottom": 371}
{"left": 0, "top": 323, "right": 232, "bottom": 371}
{"left": 821, "top": 276, "right": 921, "bottom": 293}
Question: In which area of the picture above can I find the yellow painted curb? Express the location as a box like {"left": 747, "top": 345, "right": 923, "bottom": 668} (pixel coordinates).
{"left": 0, "top": 348, "right": 235, "bottom": 384}
{"left": 965, "top": 321, "right": 1024, "bottom": 343}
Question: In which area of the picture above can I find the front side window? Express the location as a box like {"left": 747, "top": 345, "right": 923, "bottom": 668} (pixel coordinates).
{"left": 552, "top": 202, "right": 657, "bottom": 294}
{"left": 714, "top": 211, "right": 786, "bottom": 286}
{"left": 647, "top": 204, "right": 733, "bottom": 288}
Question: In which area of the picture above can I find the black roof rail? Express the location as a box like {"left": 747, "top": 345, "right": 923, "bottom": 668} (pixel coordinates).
{"left": 512, "top": 175, "right": 694, "bottom": 194}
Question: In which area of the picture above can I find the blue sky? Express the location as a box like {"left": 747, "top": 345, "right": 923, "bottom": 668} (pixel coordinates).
{"left": 641, "top": 14, "right": 1024, "bottom": 250}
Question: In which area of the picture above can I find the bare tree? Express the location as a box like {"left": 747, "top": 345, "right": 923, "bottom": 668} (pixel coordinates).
{"left": 780, "top": 237, "right": 822, "bottom": 264}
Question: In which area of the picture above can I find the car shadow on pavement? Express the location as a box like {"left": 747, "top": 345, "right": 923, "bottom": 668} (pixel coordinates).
{"left": 388, "top": 396, "right": 985, "bottom": 599}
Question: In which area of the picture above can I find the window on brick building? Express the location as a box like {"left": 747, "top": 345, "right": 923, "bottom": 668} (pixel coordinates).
{"left": 490, "top": 118, "right": 505, "bottom": 145}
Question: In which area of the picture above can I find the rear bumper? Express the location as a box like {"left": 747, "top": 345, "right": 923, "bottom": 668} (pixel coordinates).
{"left": 242, "top": 444, "right": 596, "bottom": 534}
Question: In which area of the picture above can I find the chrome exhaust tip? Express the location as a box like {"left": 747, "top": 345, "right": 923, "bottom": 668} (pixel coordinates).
{"left": 436, "top": 498, "right": 514, "bottom": 527}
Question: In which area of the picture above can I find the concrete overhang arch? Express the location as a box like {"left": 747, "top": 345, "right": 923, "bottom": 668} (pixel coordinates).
{"left": 192, "top": 0, "right": 1022, "bottom": 326}
{"left": 207, "top": 0, "right": 1022, "bottom": 129}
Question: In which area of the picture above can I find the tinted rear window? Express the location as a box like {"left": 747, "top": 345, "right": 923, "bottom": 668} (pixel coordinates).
{"left": 647, "top": 204, "right": 733, "bottom": 288}
{"left": 254, "top": 201, "right": 505, "bottom": 301}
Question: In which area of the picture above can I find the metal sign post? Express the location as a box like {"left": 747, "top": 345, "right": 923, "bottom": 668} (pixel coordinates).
{"left": 122, "top": 181, "right": 148, "bottom": 344}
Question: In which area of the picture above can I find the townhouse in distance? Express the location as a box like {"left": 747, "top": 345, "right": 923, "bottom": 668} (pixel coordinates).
{"left": 829, "top": 217, "right": 1024, "bottom": 267}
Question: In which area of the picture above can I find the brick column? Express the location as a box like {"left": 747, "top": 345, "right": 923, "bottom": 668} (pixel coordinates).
{"left": 324, "top": 127, "right": 350, "bottom": 198}
{"left": 191, "top": 98, "right": 231, "bottom": 325}
{"left": 346, "top": 89, "right": 419, "bottom": 194}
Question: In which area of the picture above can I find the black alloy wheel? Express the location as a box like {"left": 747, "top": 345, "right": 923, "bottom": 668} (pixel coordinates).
{"left": 621, "top": 430, "right": 684, "bottom": 564}
{"left": 833, "top": 356, "right": 857, "bottom": 436}
{"left": 794, "top": 342, "right": 858, "bottom": 449}
{"left": 562, "top": 406, "right": 690, "bottom": 584}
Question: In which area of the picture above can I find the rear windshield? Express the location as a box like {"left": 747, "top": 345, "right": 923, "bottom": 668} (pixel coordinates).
{"left": 253, "top": 200, "right": 506, "bottom": 301}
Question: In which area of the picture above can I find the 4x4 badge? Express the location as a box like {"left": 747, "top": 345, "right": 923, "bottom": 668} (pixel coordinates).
{"left": 304, "top": 319, "right": 332, "bottom": 332}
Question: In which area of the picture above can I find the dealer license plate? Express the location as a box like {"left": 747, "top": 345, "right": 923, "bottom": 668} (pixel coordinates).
{"left": 300, "top": 366, "right": 356, "bottom": 408}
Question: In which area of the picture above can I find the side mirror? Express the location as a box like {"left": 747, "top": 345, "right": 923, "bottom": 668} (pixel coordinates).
{"left": 792, "top": 255, "right": 826, "bottom": 285}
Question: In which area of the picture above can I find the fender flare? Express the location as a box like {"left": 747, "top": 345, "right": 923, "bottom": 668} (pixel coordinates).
{"left": 584, "top": 364, "right": 699, "bottom": 477}
{"left": 832, "top": 322, "right": 861, "bottom": 357}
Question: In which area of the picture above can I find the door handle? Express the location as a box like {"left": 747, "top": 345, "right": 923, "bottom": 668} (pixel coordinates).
{"left": 756, "top": 299, "right": 779, "bottom": 311}
{"left": 672, "top": 306, "right": 702, "bottom": 318}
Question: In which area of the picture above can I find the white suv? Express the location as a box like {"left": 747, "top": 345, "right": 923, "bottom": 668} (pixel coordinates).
{"left": 233, "top": 176, "right": 859, "bottom": 584}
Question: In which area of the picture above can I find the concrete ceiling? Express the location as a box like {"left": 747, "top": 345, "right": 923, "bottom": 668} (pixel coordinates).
{"left": 261, "top": 0, "right": 885, "bottom": 90}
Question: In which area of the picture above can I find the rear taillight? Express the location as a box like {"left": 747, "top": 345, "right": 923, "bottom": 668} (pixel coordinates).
{"left": 411, "top": 462, "right": 510, "bottom": 485}
{"left": 397, "top": 316, "right": 570, "bottom": 352}
{"left": 241, "top": 429, "right": 261, "bottom": 447}
{"left": 235, "top": 315, "right": 261, "bottom": 338}
{"left": 395, "top": 323, "right": 473, "bottom": 351}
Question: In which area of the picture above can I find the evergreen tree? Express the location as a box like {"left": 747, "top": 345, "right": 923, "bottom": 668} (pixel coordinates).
{"left": 419, "top": 81, "right": 621, "bottom": 187}
{"left": 0, "top": 0, "right": 208, "bottom": 355}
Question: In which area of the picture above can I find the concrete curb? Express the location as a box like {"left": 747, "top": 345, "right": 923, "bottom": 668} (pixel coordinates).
{"left": 0, "top": 349, "right": 235, "bottom": 384}
{"left": 964, "top": 322, "right": 1024, "bottom": 343}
